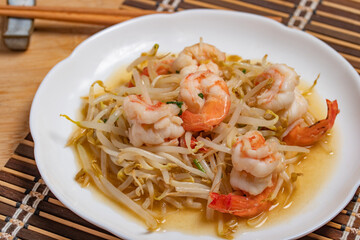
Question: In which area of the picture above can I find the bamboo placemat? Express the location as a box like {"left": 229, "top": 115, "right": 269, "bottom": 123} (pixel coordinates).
{"left": 1, "top": 0, "right": 359, "bottom": 239}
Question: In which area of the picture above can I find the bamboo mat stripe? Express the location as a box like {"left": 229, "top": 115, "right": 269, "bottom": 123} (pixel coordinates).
{"left": 0, "top": 0, "right": 359, "bottom": 239}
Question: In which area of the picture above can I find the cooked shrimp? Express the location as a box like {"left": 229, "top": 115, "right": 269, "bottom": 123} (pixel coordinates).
{"left": 124, "top": 95, "right": 185, "bottom": 146}
{"left": 180, "top": 61, "right": 221, "bottom": 76}
{"left": 254, "top": 64, "right": 299, "bottom": 112}
{"left": 281, "top": 89, "right": 309, "bottom": 124}
{"left": 230, "top": 170, "right": 273, "bottom": 196}
{"left": 129, "top": 117, "right": 185, "bottom": 147}
{"left": 208, "top": 182, "right": 276, "bottom": 218}
{"left": 283, "top": 99, "right": 339, "bottom": 146}
{"left": 180, "top": 70, "right": 231, "bottom": 132}
{"left": 231, "top": 131, "right": 282, "bottom": 178}
{"left": 141, "top": 58, "right": 175, "bottom": 77}
{"left": 171, "top": 42, "right": 225, "bottom": 73}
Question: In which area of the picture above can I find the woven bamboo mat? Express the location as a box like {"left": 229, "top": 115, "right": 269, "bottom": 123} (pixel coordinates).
{"left": 1, "top": 0, "right": 360, "bottom": 239}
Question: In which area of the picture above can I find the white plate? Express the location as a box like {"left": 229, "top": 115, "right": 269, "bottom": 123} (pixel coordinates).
{"left": 30, "top": 9, "right": 360, "bottom": 240}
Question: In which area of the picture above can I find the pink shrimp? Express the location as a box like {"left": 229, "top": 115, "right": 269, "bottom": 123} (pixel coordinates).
{"left": 180, "top": 70, "right": 231, "bottom": 132}
{"left": 141, "top": 58, "right": 175, "bottom": 77}
{"left": 253, "top": 64, "right": 299, "bottom": 113}
{"left": 231, "top": 131, "right": 281, "bottom": 180}
{"left": 171, "top": 42, "right": 225, "bottom": 73}
{"left": 123, "top": 95, "right": 185, "bottom": 147}
{"left": 283, "top": 99, "right": 339, "bottom": 146}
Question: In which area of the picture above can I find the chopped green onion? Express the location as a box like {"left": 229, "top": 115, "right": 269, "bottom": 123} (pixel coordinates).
{"left": 166, "top": 101, "right": 183, "bottom": 109}
{"left": 166, "top": 101, "right": 184, "bottom": 116}
{"left": 198, "top": 93, "right": 204, "bottom": 99}
{"left": 193, "top": 159, "right": 205, "bottom": 173}
{"left": 103, "top": 119, "right": 108, "bottom": 123}
{"left": 242, "top": 69, "right": 246, "bottom": 74}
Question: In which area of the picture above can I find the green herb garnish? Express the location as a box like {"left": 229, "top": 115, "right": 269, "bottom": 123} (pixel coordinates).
{"left": 176, "top": 70, "right": 180, "bottom": 74}
{"left": 103, "top": 119, "right": 108, "bottom": 123}
{"left": 166, "top": 101, "right": 184, "bottom": 116}
{"left": 166, "top": 101, "right": 183, "bottom": 109}
{"left": 193, "top": 159, "right": 206, "bottom": 173}
{"left": 198, "top": 93, "right": 204, "bottom": 99}
{"left": 242, "top": 69, "right": 246, "bottom": 74}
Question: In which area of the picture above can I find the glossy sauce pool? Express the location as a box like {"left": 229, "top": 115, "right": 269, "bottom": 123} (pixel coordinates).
{"left": 80, "top": 70, "right": 339, "bottom": 238}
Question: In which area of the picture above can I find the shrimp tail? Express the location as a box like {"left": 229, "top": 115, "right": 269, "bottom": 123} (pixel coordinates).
{"left": 283, "top": 99, "right": 339, "bottom": 146}
{"left": 208, "top": 185, "right": 274, "bottom": 218}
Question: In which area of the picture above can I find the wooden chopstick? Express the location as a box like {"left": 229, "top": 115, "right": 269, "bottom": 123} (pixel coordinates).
{"left": 0, "top": 5, "right": 159, "bottom": 17}
{"left": 0, "top": 9, "right": 131, "bottom": 25}
{"left": 0, "top": 5, "right": 282, "bottom": 26}
{"left": 0, "top": 5, "right": 162, "bottom": 25}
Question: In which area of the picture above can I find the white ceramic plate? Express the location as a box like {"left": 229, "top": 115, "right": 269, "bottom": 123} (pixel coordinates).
{"left": 30, "top": 10, "right": 360, "bottom": 240}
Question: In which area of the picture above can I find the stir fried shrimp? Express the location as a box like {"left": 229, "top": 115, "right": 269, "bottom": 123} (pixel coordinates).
{"left": 230, "top": 130, "right": 280, "bottom": 194}
{"left": 64, "top": 41, "right": 339, "bottom": 239}
{"left": 230, "top": 170, "right": 273, "bottom": 196}
{"left": 141, "top": 57, "right": 175, "bottom": 77}
{"left": 231, "top": 131, "right": 281, "bottom": 178}
{"left": 124, "top": 95, "right": 184, "bottom": 146}
{"left": 180, "top": 70, "right": 231, "bottom": 132}
{"left": 171, "top": 42, "right": 226, "bottom": 73}
{"left": 180, "top": 61, "right": 221, "bottom": 76}
{"left": 283, "top": 99, "right": 339, "bottom": 146}
{"left": 281, "top": 89, "right": 309, "bottom": 124}
{"left": 253, "top": 64, "right": 299, "bottom": 113}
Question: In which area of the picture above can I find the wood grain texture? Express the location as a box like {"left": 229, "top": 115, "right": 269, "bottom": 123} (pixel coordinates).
{"left": 0, "top": 0, "right": 125, "bottom": 169}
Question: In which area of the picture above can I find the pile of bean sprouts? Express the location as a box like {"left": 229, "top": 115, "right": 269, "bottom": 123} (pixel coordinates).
{"left": 64, "top": 43, "right": 318, "bottom": 239}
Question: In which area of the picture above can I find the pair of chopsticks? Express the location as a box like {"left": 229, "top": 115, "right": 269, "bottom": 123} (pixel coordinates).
{"left": 0, "top": 5, "right": 282, "bottom": 26}
{"left": 0, "top": 5, "right": 161, "bottom": 25}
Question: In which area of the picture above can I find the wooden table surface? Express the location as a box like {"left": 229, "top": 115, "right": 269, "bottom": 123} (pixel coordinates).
{"left": 0, "top": 0, "right": 127, "bottom": 169}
